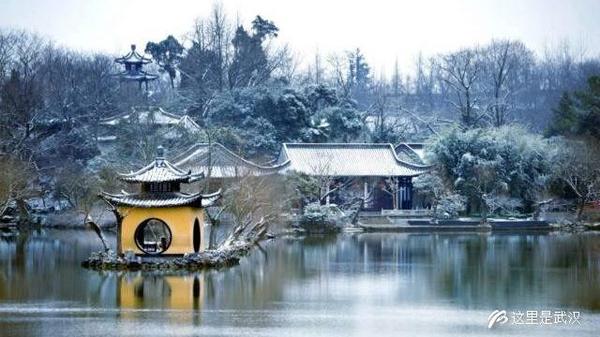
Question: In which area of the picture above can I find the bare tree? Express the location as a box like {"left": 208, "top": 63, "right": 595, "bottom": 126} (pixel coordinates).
{"left": 214, "top": 174, "right": 292, "bottom": 248}
{"left": 0, "top": 30, "right": 18, "bottom": 84}
{"left": 304, "top": 157, "right": 354, "bottom": 205}
{"left": 555, "top": 139, "right": 600, "bottom": 220}
{"left": 0, "top": 156, "right": 36, "bottom": 219}
{"left": 382, "top": 176, "right": 401, "bottom": 210}
{"left": 438, "top": 48, "right": 484, "bottom": 127}
{"left": 481, "top": 40, "right": 535, "bottom": 127}
{"left": 327, "top": 53, "right": 352, "bottom": 98}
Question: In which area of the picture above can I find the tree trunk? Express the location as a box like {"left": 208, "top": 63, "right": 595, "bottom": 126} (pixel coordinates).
{"left": 16, "top": 198, "right": 30, "bottom": 228}
{"left": 432, "top": 201, "right": 439, "bottom": 222}
{"left": 576, "top": 199, "right": 586, "bottom": 221}
{"left": 87, "top": 218, "right": 110, "bottom": 252}
{"left": 209, "top": 221, "right": 219, "bottom": 250}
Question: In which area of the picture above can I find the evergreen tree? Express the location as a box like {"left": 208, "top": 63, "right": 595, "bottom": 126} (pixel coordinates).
{"left": 546, "top": 76, "right": 600, "bottom": 141}
{"left": 578, "top": 76, "right": 600, "bottom": 140}
{"left": 145, "top": 35, "right": 184, "bottom": 88}
{"left": 347, "top": 48, "right": 371, "bottom": 108}
{"left": 228, "top": 16, "right": 279, "bottom": 88}
{"left": 545, "top": 93, "right": 578, "bottom": 138}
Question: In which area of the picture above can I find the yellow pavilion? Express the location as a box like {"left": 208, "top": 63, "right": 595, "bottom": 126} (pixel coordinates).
{"left": 101, "top": 149, "right": 220, "bottom": 256}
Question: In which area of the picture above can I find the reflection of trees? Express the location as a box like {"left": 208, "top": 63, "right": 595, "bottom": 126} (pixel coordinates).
{"left": 343, "top": 232, "right": 600, "bottom": 310}
{"left": 270, "top": 232, "right": 600, "bottom": 311}
{"left": 0, "top": 229, "right": 117, "bottom": 306}
{"left": 2, "top": 230, "right": 599, "bottom": 315}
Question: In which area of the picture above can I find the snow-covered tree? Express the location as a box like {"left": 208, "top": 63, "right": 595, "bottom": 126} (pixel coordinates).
{"left": 554, "top": 139, "right": 600, "bottom": 220}
{"left": 428, "top": 126, "right": 554, "bottom": 217}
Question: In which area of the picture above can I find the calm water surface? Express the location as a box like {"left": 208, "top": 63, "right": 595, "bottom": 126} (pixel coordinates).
{"left": 1, "top": 229, "right": 600, "bottom": 336}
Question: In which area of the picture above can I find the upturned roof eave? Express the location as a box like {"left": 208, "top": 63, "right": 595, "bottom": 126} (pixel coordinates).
{"left": 99, "top": 191, "right": 202, "bottom": 208}
{"left": 173, "top": 143, "right": 290, "bottom": 171}
{"left": 99, "top": 188, "right": 221, "bottom": 208}
{"left": 117, "top": 158, "right": 202, "bottom": 184}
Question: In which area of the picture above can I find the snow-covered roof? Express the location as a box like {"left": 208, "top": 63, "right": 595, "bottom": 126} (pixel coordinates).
{"left": 394, "top": 143, "right": 428, "bottom": 165}
{"left": 100, "top": 108, "right": 201, "bottom": 133}
{"left": 115, "top": 44, "right": 152, "bottom": 65}
{"left": 173, "top": 143, "right": 285, "bottom": 178}
{"left": 118, "top": 157, "right": 204, "bottom": 183}
{"left": 101, "top": 190, "right": 220, "bottom": 208}
{"left": 100, "top": 108, "right": 181, "bottom": 126}
{"left": 178, "top": 115, "right": 202, "bottom": 133}
{"left": 277, "top": 143, "right": 430, "bottom": 177}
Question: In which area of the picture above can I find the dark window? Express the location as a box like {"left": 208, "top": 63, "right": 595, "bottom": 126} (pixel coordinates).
{"left": 134, "top": 219, "right": 172, "bottom": 254}
{"left": 149, "top": 182, "right": 172, "bottom": 193}
{"left": 193, "top": 219, "right": 201, "bottom": 253}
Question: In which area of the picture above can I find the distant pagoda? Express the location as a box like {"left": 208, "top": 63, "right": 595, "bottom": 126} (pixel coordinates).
{"left": 100, "top": 147, "right": 220, "bottom": 256}
{"left": 114, "top": 44, "right": 158, "bottom": 90}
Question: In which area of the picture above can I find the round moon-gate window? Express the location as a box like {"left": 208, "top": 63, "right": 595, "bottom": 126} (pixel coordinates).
{"left": 134, "top": 219, "right": 172, "bottom": 254}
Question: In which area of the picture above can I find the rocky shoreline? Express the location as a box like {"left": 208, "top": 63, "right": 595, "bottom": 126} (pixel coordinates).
{"left": 81, "top": 241, "right": 260, "bottom": 271}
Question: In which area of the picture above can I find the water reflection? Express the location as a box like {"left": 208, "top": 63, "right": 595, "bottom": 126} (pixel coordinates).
{"left": 1, "top": 230, "right": 600, "bottom": 336}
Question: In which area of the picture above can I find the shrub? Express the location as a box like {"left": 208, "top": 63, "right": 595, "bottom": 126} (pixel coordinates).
{"left": 298, "top": 203, "right": 344, "bottom": 233}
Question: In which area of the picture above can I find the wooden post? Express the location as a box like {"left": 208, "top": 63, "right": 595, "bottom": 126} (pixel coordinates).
{"left": 116, "top": 223, "right": 122, "bottom": 255}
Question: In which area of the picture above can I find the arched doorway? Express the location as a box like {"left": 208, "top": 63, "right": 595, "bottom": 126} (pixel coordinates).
{"left": 134, "top": 219, "right": 172, "bottom": 255}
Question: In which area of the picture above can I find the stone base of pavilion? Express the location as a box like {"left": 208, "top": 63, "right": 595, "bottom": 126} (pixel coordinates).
{"left": 82, "top": 241, "right": 259, "bottom": 271}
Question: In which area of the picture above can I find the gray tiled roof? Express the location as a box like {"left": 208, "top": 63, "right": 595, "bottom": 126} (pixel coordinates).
{"left": 115, "top": 45, "right": 152, "bottom": 65}
{"left": 100, "top": 108, "right": 201, "bottom": 134}
{"left": 278, "top": 143, "right": 430, "bottom": 177}
{"left": 100, "top": 108, "right": 182, "bottom": 126}
{"left": 100, "top": 190, "right": 220, "bottom": 208}
{"left": 394, "top": 143, "right": 428, "bottom": 166}
{"left": 119, "top": 158, "right": 204, "bottom": 183}
{"left": 173, "top": 143, "right": 285, "bottom": 178}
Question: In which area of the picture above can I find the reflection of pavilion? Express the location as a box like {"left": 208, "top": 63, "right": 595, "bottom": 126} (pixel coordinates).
{"left": 118, "top": 273, "right": 204, "bottom": 311}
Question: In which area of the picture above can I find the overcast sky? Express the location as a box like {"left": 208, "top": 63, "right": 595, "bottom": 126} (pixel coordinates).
{"left": 1, "top": 0, "right": 599, "bottom": 75}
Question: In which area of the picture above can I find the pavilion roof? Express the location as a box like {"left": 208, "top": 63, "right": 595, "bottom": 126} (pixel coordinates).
{"left": 277, "top": 143, "right": 431, "bottom": 177}
{"left": 100, "top": 190, "right": 220, "bottom": 208}
{"left": 115, "top": 44, "right": 152, "bottom": 65}
{"left": 114, "top": 70, "right": 158, "bottom": 82}
{"left": 118, "top": 157, "right": 204, "bottom": 183}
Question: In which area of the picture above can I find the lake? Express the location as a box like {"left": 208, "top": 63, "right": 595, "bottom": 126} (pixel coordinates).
{"left": 1, "top": 229, "right": 599, "bottom": 336}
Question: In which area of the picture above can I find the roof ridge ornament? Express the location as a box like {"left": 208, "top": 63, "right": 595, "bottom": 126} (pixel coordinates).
{"left": 156, "top": 145, "right": 166, "bottom": 159}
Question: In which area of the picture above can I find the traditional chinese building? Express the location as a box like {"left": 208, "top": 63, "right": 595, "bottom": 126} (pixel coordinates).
{"left": 173, "top": 142, "right": 430, "bottom": 211}
{"left": 97, "top": 107, "right": 201, "bottom": 146}
{"left": 114, "top": 44, "right": 158, "bottom": 90}
{"left": 101, "top": 148, "right": 220, "bottom": 256}
{"left": 275, "top": 143, "right": 430, "bottom": 210}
